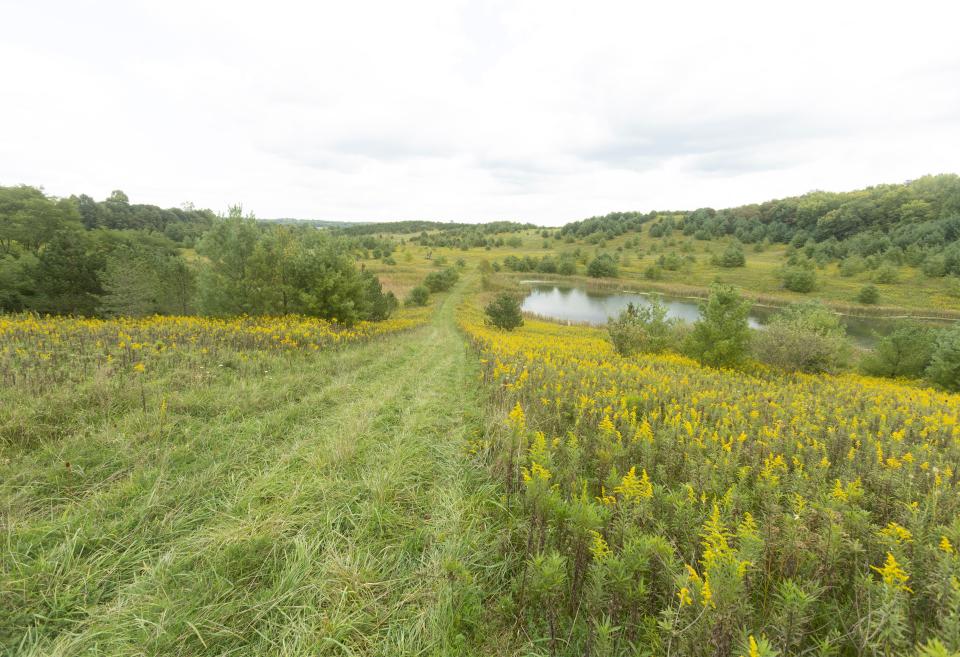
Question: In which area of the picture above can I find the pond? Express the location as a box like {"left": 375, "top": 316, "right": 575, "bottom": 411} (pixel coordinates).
{"left": 520, "top": 283, "right": 913, "bottom": 348}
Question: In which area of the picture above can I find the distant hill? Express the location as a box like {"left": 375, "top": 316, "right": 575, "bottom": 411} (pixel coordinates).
{"left": 562, "top": 174, "right": 960, "bottom": 248}
{"left": 263, "top": 218, "right": 358, "bottom": 228}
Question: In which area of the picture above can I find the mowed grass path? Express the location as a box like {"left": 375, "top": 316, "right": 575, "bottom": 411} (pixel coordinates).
{"left": 1, "top": 289, "right": 509, "bottom": 656}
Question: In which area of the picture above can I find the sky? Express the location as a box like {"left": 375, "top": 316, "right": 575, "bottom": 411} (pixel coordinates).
{"left": 2, "top": 0, "right": 959, "bottom": 226}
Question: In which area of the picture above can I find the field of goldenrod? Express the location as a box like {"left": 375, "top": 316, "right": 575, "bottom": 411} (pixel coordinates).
{"left": 462, "top": 312, "right": 960, "bottom": 656}
{"left": 0, "top": 311, "right": 427, "bottom": 392}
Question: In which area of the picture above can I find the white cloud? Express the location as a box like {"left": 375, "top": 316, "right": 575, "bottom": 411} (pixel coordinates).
{"left": 1, "top": 0, "right": 958, "bottom": 224}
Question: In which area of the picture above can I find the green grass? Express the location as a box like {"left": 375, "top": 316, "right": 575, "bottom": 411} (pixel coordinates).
{"left": 361, "top": 228, "right": 960, "bottom": 318}
{"left": 1, "top": 287, "right": 513, "bottom": 656}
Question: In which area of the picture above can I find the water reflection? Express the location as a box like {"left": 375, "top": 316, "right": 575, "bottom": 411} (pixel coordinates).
{"left": 520, "top": 284, "right": 911, "bottom": 347}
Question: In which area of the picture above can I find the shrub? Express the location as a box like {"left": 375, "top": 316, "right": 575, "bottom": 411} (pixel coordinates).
{"left": 405, "top": 285, "right": 430, "bottom": 307}
{"left": 921, "top": 255, "right": 947, "bottom": 278}
{"left": 856, "top": 284, "right": 880, "bottom": 304}
{"left": 657, "top": 252, "right": 684, "bottom": 271}
{"left": 861, "top": 321, "right": 938, "bottom": 379}
{"left": 753, "top": 301, "right": 851, "bottom": 373}
{"left": 872, "top": 264, "right": 899, "bottom": 284}
{"left": 557, "top": 259, "right": 577, "bottom": 275}
{"left": 685, "top": 284, "right": 751, "bottom": 368}
{"left": 536, "top": 256, "right": 558, "bottom": 274}
{"left": 361, "top": 272, "right": 399, "bottom": 320}
{"left": 606, "top": 298, "right": 672, "bottom": 356}
{"left": 643, "top": 265, "right": 664, "bottom": 280}
{"left": 782, "top": 267, "right": 816, "bottom": 292}
{"left": 839, "top": 256, "right": 866, "bottom": 277}
{"left": 485, "top": 293, "right": 524, "bottom": 330}
{"left": 587, "top": 254, "right": 619, "bottom": 278}
{"left": 423, "top": 267, "right": 459, "bottom": 292}
{"left": 714, "top": 243, "right": 746, "bottom": 268}
{"left": 926, "top": 324, "right": 960, "bottom": 391}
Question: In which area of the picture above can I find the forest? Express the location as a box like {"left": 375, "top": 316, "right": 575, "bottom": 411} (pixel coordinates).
{"left": 0, "top": 186, "right": 397, "bottom": 323}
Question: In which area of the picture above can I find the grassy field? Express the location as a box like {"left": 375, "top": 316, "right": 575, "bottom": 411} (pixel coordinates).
{"left": 360, "top": 227, "right": 960, "bottom": 317}
{"left": 1, "top": 289, "right": 513, "bottom": 656}
{"left": 5, "top": 263, "right": 960, "bottom": 656}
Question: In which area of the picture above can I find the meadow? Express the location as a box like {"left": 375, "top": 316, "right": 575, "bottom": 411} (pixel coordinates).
{"left": 4, "top": 266, "right": 960, "bottom": 656}
{"left": 461, "top": 305, "right": 960, "bottom": 656}
{"left": 359, "top": 226, "right": 960, "bottom": 319}
{"left": 5, "top": 200, "right": 960, "bottom": 655}
{"left": 0, "top": 298, "right": 515, "bottom": 656}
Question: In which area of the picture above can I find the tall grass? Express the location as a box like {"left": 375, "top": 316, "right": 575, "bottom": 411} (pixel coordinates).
{"left": 1, "top": 290, "right": 512, "bottom": 656}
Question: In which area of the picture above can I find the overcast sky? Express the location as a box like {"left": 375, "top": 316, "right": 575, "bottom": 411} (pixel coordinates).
{"left": 2, "top": 0, "right": 959, "bottom": 225}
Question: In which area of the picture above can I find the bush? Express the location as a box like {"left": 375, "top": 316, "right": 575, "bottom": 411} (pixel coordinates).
{"left": 485, "top": 293, "right": 524, "bottom": 330}
{"left": 657, "top": 252, "right": 684, "bottom": 271}
{"left": 361, "top": 272, "right": 399, "bottom": 320}
{"left": 856, "top": 284, "right": 879, "bottom": 304}
{"left": 926, "top": 324, "right": 960, "bottom": 391}
{"left": 587, "top": 254, "right": 619, "bottom": 278}
{"left": 861, "top": 321, "right": 938, "bottom": 379}
{"left": 557, "top": 258, "right": 577, "bottom": 275}
{"left": 872, "top": 264, "right": 899, "bottom": 284}
{"left": 606, "top": 298, "right": 672, "bottom": 356}
{"left": 753, "top": 301, "right": 851, "bottom": 373}
{"left": 714, "top": 243, "right": 746, "bottom": 268}
{"left": 782, "top": 267, "right": 816, "bottom": 292}
{"left": 685, "top": 284, "right": 751, "bottom": 368}
{"left": 405, "top": 285, "right": 430, "bottom": 307}
{"left": 921, "top": 255, "right": 947, "bottom": 278}
{"left": 839, "top": 256, "right": 866, "bottom": 277}
{"left": 536, "top": 256, "right": 558, "bottom": 274}
{"left": 643, "top": 265, "right": 664, "bottom": 280}
{"left": 423, "top": 267, "right": 459, "bottom": 292}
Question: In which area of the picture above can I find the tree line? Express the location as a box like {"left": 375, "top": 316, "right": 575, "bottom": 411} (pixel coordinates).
{"left": 562, "top": 175, "right": 960, "bottom": 274}
{"left": 0, "top": 186, "right": 396, "bottom": 323}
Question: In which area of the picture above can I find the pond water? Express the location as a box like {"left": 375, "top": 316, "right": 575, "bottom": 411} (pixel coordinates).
{"left": 520, "top": 283, "right": 912, "bottom": 348}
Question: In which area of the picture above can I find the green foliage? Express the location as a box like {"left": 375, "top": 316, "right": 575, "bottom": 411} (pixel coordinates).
{"left": 861, "top": 321, "right": 938, "bottom": 379}
{"left": 586, "top": 253, "right": 619, "bottom": 278}
{"left": 714, "top": 242, "right": 746, "bottom": 268}
{"left": 557, "top": 258, "right": 577, "bottom": 275}
{"left": 32, "top": 231, "right": 104, "bottom": 315}
{"left": 839, "top": 256, "right": 867, "bottom": 277}
{"left": 606, "top": 298, "right": 673, "bottom": 356}
{"left": 406, "top": 285, "right": 430, "bottom": 307}
{"left": 752, "top": 301, "right": 851, "bottom": 373}
{"left": 197, "top": 209, "right": 393, "bottom": 323}
{"left": 99, "top": 244, "right": 196, "bottom": 317}
{"left": 643, "top": 264, "right": 664, "bottom": 280}
{"left": 423, "top": 267, "right": 460, "bottom": 292}
{"left": 781, "top": 266, "right": 816, "bottom": 292}
{"left": 873, "top": 263, "right": 900, "bottom": 284}
{"left": 484, "top": 293, "right": 524, "bottom": 330}
{"left": 857, "top": 284, "right": 880, "bottom": 304}
{"left": 657, "top": 252, "right": 684, "bottom": 271}
{"left": 0, "top": 252, "right": 37, "bottom": 311}
{"left": 360, "top": 272, "right": 399, "bottom": 320}
{"left": 926, "top": 324, "right": 960, "bottom": 391}
{"left": 685, "top": 285, "right": 752, "bottom": 368}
